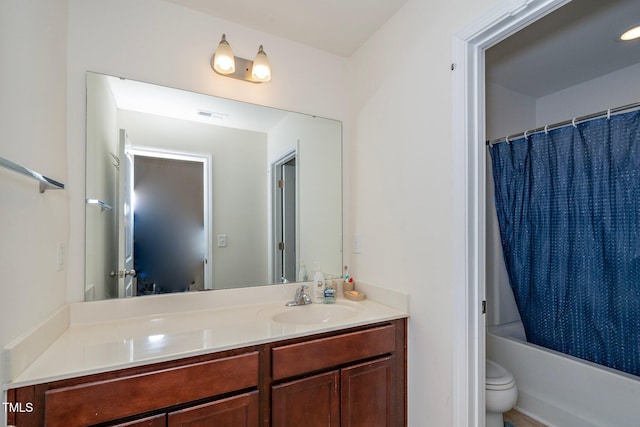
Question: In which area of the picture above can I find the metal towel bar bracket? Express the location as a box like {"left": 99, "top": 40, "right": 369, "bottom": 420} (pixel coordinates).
{"left": 0, "top": 156, "right": 66, "bottom": 193}
{"left": 86, "top": 198, "right": 113, "bottom": 211}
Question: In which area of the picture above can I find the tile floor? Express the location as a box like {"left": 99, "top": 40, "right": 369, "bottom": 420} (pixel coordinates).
{"left": 504, "top": 409, "right": 548, "bottom": 427}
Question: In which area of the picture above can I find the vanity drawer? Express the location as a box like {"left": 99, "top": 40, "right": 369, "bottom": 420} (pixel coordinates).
{"left": 272, "top": 324, "right": 396, "bottom": 380}
{"left": 44, "top": 351, "right": 259, "bottom": 427}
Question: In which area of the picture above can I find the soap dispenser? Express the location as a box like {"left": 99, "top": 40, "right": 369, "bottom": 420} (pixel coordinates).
{"left": 324, "top": 280, "right": 336, "bottom": 304}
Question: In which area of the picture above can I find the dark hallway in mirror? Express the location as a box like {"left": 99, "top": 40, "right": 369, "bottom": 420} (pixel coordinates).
{"left": 134, "top": 155, "right": 205, "bottom": 295}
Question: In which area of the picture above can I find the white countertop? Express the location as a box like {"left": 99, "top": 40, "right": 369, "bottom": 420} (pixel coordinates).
{"left": 4, "top": 282, "right": 408, "bottom": 389}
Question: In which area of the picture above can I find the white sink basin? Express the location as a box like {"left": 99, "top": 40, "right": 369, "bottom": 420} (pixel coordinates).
{"left": 258, "top": 301, "right": 361, "bottom": 325}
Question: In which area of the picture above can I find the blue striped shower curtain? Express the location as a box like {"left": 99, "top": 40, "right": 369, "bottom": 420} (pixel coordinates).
{"left": 489, "top": 110, "right": 640, "bottom": 377}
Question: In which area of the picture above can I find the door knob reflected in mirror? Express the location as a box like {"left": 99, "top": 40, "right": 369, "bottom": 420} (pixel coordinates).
{"left": 109, "top": 269, "right": 136, "bottom": 278}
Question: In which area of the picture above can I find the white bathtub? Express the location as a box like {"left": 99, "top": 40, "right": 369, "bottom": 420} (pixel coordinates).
{"left": 487, "top": 321, "right": 640, "bottom": 427}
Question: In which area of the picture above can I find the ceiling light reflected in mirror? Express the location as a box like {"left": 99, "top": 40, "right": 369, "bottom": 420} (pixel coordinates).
{"left": 621, "top": 25, "right": 640, "bottom": 41}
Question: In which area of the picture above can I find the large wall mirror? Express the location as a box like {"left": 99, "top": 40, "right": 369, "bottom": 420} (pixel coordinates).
{"left": 85, "top": 72, "right": 342, "bottom": 301}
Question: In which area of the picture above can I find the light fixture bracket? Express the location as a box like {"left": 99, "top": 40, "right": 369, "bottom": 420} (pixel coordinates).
{"left": 210, "top": 54, "right": 264, "bottom": 84}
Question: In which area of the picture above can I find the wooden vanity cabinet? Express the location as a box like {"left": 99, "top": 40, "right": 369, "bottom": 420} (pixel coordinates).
{"left": 270, "top": 322, "right": 405, "bottom": 427}
{"left": 6, "top": 319, "right": 406, "bottom": 427}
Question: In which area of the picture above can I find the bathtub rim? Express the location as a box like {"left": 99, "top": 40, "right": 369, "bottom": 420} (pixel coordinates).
{"left": 487, "top": 320, "right": 640, "bottom": 383}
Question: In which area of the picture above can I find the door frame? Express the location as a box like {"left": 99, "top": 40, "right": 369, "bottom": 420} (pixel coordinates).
{"left": 130, "top": 146, "right": 213, "bottom": 291}
{"left": 451, "top": 0, "right": 570, "bottom": 425}
{"left": 271, "top": 151, "right": 297, "bottom": 283}
{"left": 117, "top": 129, "right": 135, "bottom": 298}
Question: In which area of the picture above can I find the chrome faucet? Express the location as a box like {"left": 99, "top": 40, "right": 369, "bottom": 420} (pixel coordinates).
{"left": 286, "top": 285, "right": 312, "bottom": 306}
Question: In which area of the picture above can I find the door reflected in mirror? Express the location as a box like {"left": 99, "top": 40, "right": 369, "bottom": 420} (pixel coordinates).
{"left": 85, "top": 72, "right": 342, "bottom": 300}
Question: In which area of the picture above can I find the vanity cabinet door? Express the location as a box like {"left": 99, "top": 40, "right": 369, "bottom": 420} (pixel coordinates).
{"left": 109, "top": 414, "right": 166, "bottom": 426}
{"left": 341, "top": 356, "right": 396, "bottom": 427}
{"left": 271, "top": 370, "right": 340, "bottom": 427}
{"left": 168, "top": 391, "right": 259, "bottom": 427}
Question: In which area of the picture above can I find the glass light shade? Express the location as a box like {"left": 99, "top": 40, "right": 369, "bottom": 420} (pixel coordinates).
{"left": 213, "top": 34, "right": 235, "bottom": 74}
{"left": 251, "top": 45, "right": 271, "bottom": 82}
{"left": 621, "top": 25, "right": 640, "bottom": 41}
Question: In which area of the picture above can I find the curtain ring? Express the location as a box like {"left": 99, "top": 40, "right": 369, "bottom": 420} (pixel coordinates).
{"left": 524, "top": 130, "right": 529, "bottom": 139}
{"left": 506, "top": 135, "right": 511, "bottom": 144}
{"left": 544, "top": 125, "right": 549, "bottom": 134}
{"left": 572, "top": 118, "right": 577, "bottom": 128}
{"left": 607, "top": 108, "right": 611, "bottom": 120}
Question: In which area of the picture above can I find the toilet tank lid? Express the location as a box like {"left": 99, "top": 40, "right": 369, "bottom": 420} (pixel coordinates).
{"left": 486, "top": 359, "right": 514, "bottom": 385}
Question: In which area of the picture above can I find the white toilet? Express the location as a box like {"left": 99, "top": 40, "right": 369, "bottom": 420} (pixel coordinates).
{"left": 486, "top": 359, "right": 518, "bottom": 427}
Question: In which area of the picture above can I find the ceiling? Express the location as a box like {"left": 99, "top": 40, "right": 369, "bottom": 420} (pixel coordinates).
{"left": 165, "top": 0, "right": 640, "bottom": 96}
{"left": 486, "top": 0, "right": 640, "bottom": 98}
{"left": 119, "top": 0, "right": 640, "bottom": 120}
{"left": 106, "top": 75, "right": 290, "bottom": 133}
{"left": 163, "top": 0, "right": 407, "bottom": 57}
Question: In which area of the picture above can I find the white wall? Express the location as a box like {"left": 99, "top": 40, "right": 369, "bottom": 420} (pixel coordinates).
{"left": 536, "top": 61, "right": 640, "bottom": 126}
{"left": 347, "top": 1, "right": 501, "bottom": 425}
{"left": 119, "top": 110, "right": 269, "bottom": 289}
{"left": 268, "top": 114, "right": 343, "bottom": 280}
{"left": 296, "top": 116, "right": 342, "bottom": 279}
{"left": 486, "top": 82, "right": 537, "bottom": 141}
{"left": 86, "top": 72, "right": 120, "bottom": 300}
{"left": 0, "top": 0, "right": 69, "bottom": 388}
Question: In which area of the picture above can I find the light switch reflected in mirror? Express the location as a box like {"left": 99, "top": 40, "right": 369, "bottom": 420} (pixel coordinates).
{"left": 85, "top": 72, "right": 342, "bottom": 301}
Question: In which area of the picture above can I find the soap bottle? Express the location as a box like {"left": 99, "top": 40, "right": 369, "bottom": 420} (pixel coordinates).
{"left": 312, "top": 270, "right": 325, "bottom": 303}
{"left": 324, "top": 280, "right": 336, "bottom": 304}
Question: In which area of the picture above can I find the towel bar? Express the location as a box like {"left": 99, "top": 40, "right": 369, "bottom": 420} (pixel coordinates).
{"left": 0, "top": 156, "right": 65, "bottom": 193}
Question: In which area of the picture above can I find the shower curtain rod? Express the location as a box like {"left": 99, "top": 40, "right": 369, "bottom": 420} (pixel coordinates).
{"left": 486, "top": 100, "right": 640, "bottom": 146}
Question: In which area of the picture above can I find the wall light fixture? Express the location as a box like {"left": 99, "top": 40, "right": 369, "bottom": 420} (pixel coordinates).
{"left": 211, "top": 34, "right": 272, "bottom": 83}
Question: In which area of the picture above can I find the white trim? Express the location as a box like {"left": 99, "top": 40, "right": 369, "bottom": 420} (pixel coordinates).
{"left": 451, "top": 1, "right": 571, "bottom": 426}
{"left": 130, "top": 146, "right": 210, "bottom": 164}
{"left": 270, "top": 150, "right": 297, "bottom": 283}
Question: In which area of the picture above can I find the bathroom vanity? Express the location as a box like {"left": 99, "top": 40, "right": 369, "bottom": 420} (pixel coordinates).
{"left": 4, "top": 286, "right": 407, "bottom": 426}
{"left": 8, "top": 320, "right": 406, "bottom": 426}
